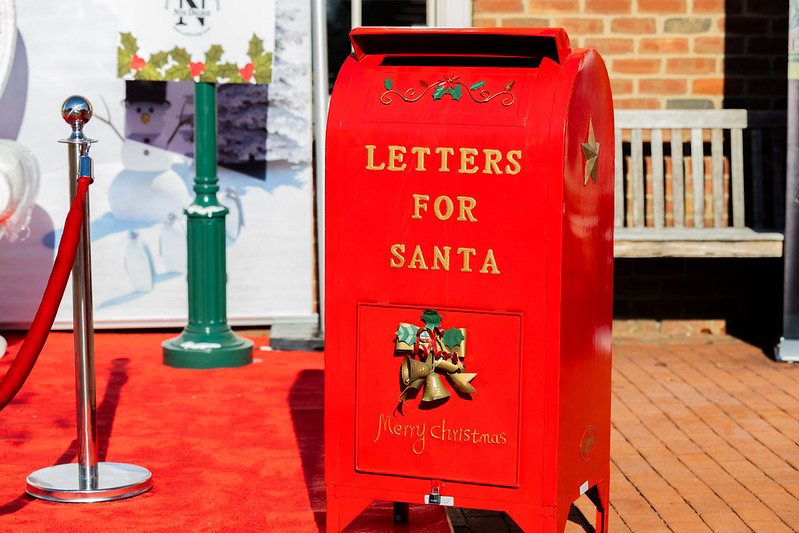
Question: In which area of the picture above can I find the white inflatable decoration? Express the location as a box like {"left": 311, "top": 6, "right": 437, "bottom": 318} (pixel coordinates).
{"left": 0, "top": 137, "right": 39, "bottom": 242}
{"left": 0, "top": 0, "right": 15, "bottom": 97}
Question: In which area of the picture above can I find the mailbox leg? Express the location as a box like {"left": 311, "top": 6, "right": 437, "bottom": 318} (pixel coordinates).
{"left": 587, "top": 477, "right": 610, "bottom": 533}
{"left": 326, "top": 493, "right": 372, "bottom": 533}
{"left": 393, "top": 501, "right": 409, "bottom": 524}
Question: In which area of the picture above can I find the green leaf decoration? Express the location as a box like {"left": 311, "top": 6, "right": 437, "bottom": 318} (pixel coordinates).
{"left": 395, "top": 324, "right": 419, "bottom": 345}
{"left": 165, "top": 63, "right": 190, "bottom": 80}
{"left": 470, "top": 81, "right": 486, "bottom": 90}
{"left": 217, "top": 63, "right": 240, "bottom": 79}
{"left": 432, "top": 85, "right": 448, "bottom": 100}
{"left": 421, "top": 310, "right": 443, "bottom": 329}
{"left": 442, "top": 328, "right": 466, "bottom": 349}
{"left": 117, "top": 49, "right": 133, "bottom": 77}
{"left": 170, "top": 47, "right": 191, "bottom": 64}
{"left": 120, "top": 32, "right": 138, "bottom": 55}
{"left": 384, "top": 78, "right": 393, "bottom": 90}
{"left": 449, "top": 85, "right": 462, "bottom": 100}
{"left": 253, "top": 54, "right": 272, "bottom": 84}
{"left": 205, "top": 44, "right": 224, "bottom": 64}
{"left": 134, "top": 64, "right": 162, "bottom": 81}
{"left": 149, "top": 51, "right": 170, "bottom": 69}
{"left": 248, "top": 34, "right": 265, "bottom": 58}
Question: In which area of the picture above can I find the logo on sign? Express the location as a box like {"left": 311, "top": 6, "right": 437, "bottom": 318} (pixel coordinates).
{"left": 168, "top": 0, "right": 220, "bottom": 36}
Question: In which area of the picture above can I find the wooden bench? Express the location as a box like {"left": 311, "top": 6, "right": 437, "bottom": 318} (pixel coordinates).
{"left": 613, "top": 109, "right": 785, "bottom": 258}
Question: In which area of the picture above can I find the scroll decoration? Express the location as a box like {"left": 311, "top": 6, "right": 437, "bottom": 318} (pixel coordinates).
{"left": 394, "top": 310, "right": 476, "bottom": 408}
{"left": 381, "top": 76, "right": 516, "bottom": 106}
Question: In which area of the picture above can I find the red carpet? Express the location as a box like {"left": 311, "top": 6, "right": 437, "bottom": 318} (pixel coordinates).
{"left": 0, "top": 332, "right": 451, "bottom": 532}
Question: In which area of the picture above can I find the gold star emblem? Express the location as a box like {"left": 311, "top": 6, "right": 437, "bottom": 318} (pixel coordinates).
{"left": 582, "top": 120, "right": 599, "bottom": 185}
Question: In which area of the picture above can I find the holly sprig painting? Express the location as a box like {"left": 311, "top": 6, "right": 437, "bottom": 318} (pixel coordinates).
{"left": 381, "top": 75, "right": 515, "bottom": 106}
{"left": 118, "top": 32, "right": 272, "bottom": 84}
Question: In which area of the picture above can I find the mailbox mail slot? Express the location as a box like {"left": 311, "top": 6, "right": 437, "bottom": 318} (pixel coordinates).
{"left": 325, "top": 27, "right": 614, "bottom": 533}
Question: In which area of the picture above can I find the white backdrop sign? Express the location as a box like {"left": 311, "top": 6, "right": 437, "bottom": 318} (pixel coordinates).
{"left": 0, "top": 0, "right": 315, "bottom": 329}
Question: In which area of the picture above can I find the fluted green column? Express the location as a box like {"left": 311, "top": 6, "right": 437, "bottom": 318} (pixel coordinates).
{"left": 162, "top": 82, "right": 253, "bottom": 368}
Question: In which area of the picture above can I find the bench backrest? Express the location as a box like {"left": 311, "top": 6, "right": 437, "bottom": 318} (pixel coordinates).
{"left": 614, "top": 109, "right": 748, "bottom": 231}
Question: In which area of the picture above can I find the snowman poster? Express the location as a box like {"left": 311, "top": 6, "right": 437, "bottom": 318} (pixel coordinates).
{"left": 0, "top": 0, "right": 316, "bottom": 328}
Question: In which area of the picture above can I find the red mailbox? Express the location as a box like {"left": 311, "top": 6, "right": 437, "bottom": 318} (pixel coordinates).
{"left": 325, "top": 27, "right": 614, "bottom": 533}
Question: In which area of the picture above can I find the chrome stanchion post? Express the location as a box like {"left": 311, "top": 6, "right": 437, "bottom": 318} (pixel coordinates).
{"left": 25, "top": 96, "right": 153, "bottom": 503}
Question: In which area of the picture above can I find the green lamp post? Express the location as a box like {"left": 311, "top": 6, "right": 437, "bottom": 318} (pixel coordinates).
{"left": 162, "top": 82, "right": 253, "bottom": 368}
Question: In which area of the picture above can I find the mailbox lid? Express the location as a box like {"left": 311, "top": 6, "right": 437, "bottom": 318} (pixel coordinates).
{"left": 350, "top": 27, "right": 571, "bottom": 66}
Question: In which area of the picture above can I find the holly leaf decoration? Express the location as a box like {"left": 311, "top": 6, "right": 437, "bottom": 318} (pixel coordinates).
{"left": 442, "top": 328, "right": 466, "bottom": 349}
{"left": 165, "top": 63, "right": 190, "bottom": 80}
{"left": 149, "top": 51, "right": 170, "bottom": 70}
{"left": 470, "top": 81, "right": 486, "bottom": 90}
{"left": 248, "top": 34, "right": 264, "bottom": 58}
{"left": 384, "top": 78, "right": 393, "bottom": 90}
{"left": 252, "top": 53, "right": 272, "bottom": 84}
{"left": 199, "top": 44, "right": 234, "bottom": 82}
{"left": 117, "top": 32, "right": 138, "bottom": 77}
{"left": 432, "top": 85, "right": 448, "bottom": 100}
{"left": 134, "top": 63, "right": 164, "bottom": 81}
{"left": 421, "top": 309, "right": 443, "bottom": 329}
{"left": 170, "top": 47, "right": 191, "bottom": 65}
{"left": 205, "top": 44, "right": 224, "bottom": 65}
{"left": 395, "top": 324, "right": 419, "bottom": 345}
{"left": 449, "top": 85, "right": 463, "bottom": 100}
{"left": 120, "top": 32, "right": 137, "bottom": 55}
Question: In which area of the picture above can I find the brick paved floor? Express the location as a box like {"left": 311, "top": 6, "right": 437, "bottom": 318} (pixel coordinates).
{"left": 448, "top": 334, "right": 799, "bottom": 532}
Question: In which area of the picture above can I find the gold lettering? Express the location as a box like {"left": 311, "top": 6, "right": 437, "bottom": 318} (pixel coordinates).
{"left": 373, "top": 413, "right": 391, "bottom": 443}
{"left": 500, "top": 432, "right": 507, "bottom": 444}
{"left": 432, "top": 246, "right": 451, "bottom": 271}
{"left": 436, "top": 147, "right": 454, "bottom": 171}
{"left": 459, "top": 148, "right": 479, "bottom": 174}
{"left": 505, "top": 150, "right": 521, "bottom": 175}
{"left": 390, "top": 244, "right": 405, "bottom": 268}
{"left": 412, "top": 423, "right": 426, "bottom": 454}
{"left": 458, "top": 248, "right": 477, "bottom": 272}
{"left": 411, "top": 147, "right": 431, "bottom": 171}
{"left": 479, "top": 249, "right": 500, "bottom": 274}
{"left": 434, "top": 196, "right": 454, "bottom": 220}
{"left": 409, "top": 245, "right": 428, "bottom": 270}
{"left": 457, "top": 196, "right": 477, "bottom": 222}
{"left": 365, "top": 145, "right": 385, "bottom": 170}
{"left": 412, "top": 194, "right": 429, "bottom": 219}
{"left": 430, "top": 423, "right": 441, "bottom": 440}
{"left": 482, "top": 149, "right": 503, "bottom": 174}
{"left": 388, "top": 145, "right": 407, "bottom": 171}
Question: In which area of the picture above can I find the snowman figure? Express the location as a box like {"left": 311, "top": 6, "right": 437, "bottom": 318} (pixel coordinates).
{"left": 107, "top": 81, "right": 193, "bottom": 292}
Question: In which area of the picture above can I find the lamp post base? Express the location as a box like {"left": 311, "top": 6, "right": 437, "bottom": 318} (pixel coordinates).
{"left": 26, "top": 462, "right": 152, "bottom": 503}
{"left": 162, "top": 327, "right": 253, "bottom": 369}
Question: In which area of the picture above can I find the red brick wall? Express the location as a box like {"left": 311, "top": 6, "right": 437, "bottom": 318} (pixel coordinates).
{"left": 473, "top": 0, "right": 788, "bottom": 110}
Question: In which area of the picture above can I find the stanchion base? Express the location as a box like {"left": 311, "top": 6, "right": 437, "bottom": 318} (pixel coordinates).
{"left": 26, "top": 462, "right": 152, "bottom": 503}
{"left": 162, "top": 328, "right": 253, "bottom": 369}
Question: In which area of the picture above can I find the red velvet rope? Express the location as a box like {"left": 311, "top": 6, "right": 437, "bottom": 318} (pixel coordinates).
{"left": 0, "top": 176, "right": 92, "bottom": 412}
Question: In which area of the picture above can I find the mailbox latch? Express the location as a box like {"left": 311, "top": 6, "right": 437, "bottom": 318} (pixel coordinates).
{"left": 424, "top": 480, "right": 454, "bottom": 506}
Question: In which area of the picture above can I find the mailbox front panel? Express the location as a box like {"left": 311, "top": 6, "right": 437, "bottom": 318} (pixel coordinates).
{"left": 354, "top": 304, "right": 522, "bottom": 488}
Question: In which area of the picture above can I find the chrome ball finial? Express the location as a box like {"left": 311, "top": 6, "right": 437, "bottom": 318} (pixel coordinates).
{"left": 61, "top": 95, "right": 92, "bottom": 128}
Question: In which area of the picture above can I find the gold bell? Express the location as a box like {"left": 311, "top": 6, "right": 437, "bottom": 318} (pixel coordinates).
{"left": 401, "top": 355, "right": 431, "bottom": 386}
{"left": 422, "top": 373, "right": 451, "bottom": 402}
{"left": 447, "top": 372, "right": 477, "bottom": 394}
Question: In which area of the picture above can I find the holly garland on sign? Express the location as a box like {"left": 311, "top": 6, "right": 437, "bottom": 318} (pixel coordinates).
{"left": 118, "top": 32, "right": 272, "bottom": 84}
{"left": 395, "top": 310, "right": 476, "bottom": 407}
